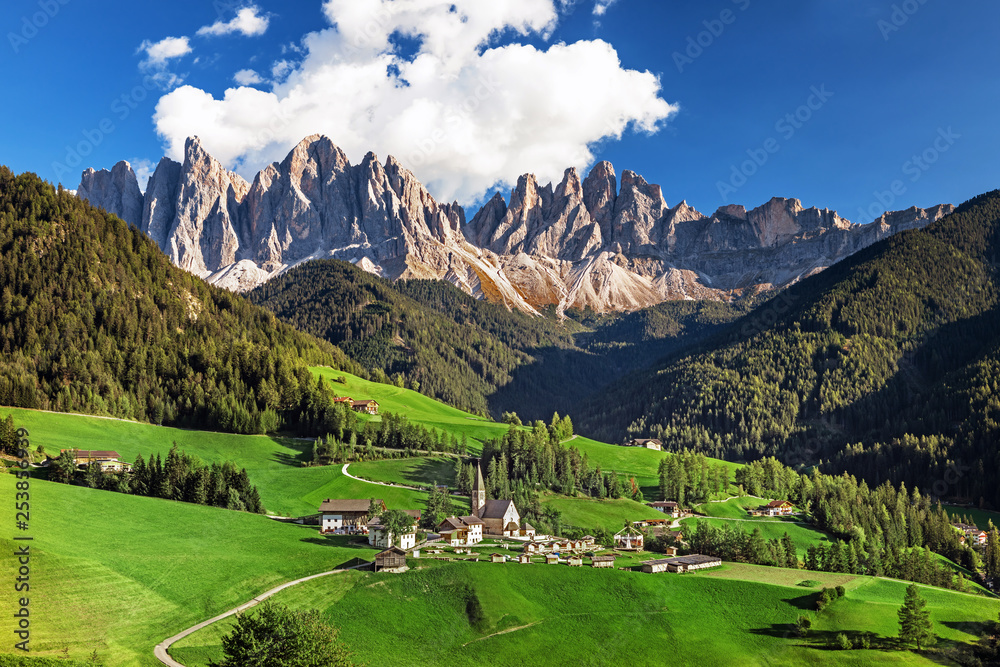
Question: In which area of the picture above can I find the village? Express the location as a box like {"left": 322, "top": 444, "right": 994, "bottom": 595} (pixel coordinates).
{"left": 316, "top": 459, "right": 724, "bottom": 575}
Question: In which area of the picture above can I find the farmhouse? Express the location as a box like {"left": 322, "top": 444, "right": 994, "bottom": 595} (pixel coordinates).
{"left": 351, "top": 399, "right": 379, "bottom": 415}
{"left": 641, "top": 554, "right": 722, "bottom": 574}
{"left": 62, "top": 449, "right": 130, "bottom": 472}
{"left": 953, "top": 523, "right": 988, "bottom": 546}
{"left": 580, "top": 535, "right": 596, "bottom": 548}
{"left": 318, "top": 498, "right": 384, "bottom": 535}
{"left": 437, "top": 515, "right": 484, "bottom": 546}
{"left": 374, "top": 547, "right": 408, "bottom": 573}
{"left": 647, "top": 501, "right": 682, "bottom": 518}
{"left": 625, "top": 438, "right": 662, "bottom": 451}
{"left": 761, "top": 500, "right": 794, "bottom": 517}
{"left": 592, "top": 555, "right": 616, "bottom": 568}
{"left": 614, "top": 526, "right": 644, "bottom": 551}
{"left": 367, "top": 510, "right": 421, "bottom": 550}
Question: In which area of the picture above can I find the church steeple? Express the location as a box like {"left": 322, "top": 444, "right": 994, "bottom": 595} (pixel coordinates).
{"left": 471, "top": 459, "right": 486, "bottom": 515}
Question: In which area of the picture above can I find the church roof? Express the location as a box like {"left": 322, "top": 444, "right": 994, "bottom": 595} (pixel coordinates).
{"left": 478, "top": 499, "right": 515, "bottom": 519}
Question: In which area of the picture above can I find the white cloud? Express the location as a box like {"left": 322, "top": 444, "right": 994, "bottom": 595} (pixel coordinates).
{"left": 593, "top": 0, "right": 619, "bottom": 16}
{"left": 196, "top": 6, "right": 270, "bottom": 37}
{"left": 138, "top": 36, "right": 192, "bottom": 66}
{"left": 153, "top": 0, "right": 677, "bottom": 205}
{"left": 234, "top": 68, "right": 265, "bottom": 85}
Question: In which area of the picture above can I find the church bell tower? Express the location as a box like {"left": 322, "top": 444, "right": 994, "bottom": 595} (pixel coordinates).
{"left": 471, "top": 460, "right": 486, "bottom": 515}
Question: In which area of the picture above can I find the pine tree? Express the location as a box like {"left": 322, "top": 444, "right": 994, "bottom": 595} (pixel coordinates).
{"left": 897, "top": 583, "right": 934, "bottom": 650}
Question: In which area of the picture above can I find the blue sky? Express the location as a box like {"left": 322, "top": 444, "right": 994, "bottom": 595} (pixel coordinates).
{"left": 2, "top": 0, "right": 998, "bottom": 222}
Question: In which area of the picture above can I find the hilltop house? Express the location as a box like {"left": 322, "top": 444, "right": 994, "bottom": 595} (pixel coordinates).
{"left": 647, "top": 501, "right": 682, "bottom": 518}
{"left": 760, "top": 500, "right": 794, "bottom": 517}
{"left": 61, "top": 449, "right": 130, "bottom": 473}
{"left": 437, "top": 515, "right": 484, "bottom": 546}
{"left": 318, "top": 498, "right": 384, "bottom": 535}
{"left": 367, "top": 510, "right": 421, "bottom": 550}
{"left": 351, "top": 399, "right": 379, "bottom": 415}
{"left": 625, "top": 438, "right": 662, "bottom": 451}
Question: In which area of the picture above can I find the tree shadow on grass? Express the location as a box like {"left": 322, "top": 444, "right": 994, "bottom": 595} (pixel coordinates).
{"left": 270, "top": 437, "right": 313, "bottom": 467}
{"left": 783, "top": 592, "right": 821, "bottom": 611}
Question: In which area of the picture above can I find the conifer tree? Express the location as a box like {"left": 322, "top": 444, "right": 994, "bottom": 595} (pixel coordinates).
{"left": 897, "top": 584, "right": 934, "bottom": 650}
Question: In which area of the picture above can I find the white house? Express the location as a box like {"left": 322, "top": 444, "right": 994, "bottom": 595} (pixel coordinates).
{"left": 318, "top": 499, "right": 384, "bottom": 535}
{"left": 367, "top": 510, "right": 420, "bottom": 550}
{"left": 437, "top": 515, "right": 484, "bottom": 546}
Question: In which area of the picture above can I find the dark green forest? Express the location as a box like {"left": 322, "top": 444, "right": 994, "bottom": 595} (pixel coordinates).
{"left": 248, "top": 259, "right": 741, "bottom": 419}
{"left": 0, "top": 168, "right": 360, "bottom": 435}
{"left": 580, "top": 191, "right": 1000, "bottom": 509}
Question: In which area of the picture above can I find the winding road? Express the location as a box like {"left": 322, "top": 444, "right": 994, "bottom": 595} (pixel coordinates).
{"left": 341, "top": 463, "right": 422, "bottom": 490}
{"left": 153, "top": 566, "right": 364, "bottom": 666}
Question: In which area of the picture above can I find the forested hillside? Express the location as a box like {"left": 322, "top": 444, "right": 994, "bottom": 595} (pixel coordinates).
{"left": 581, "top": 191, "right": 1000, "bottom": 508}
{"left": 0, "top": 168, "right": 360, "bottom": 434}
{"left": 249, "top": 259, "right": 742, "bottom": 418}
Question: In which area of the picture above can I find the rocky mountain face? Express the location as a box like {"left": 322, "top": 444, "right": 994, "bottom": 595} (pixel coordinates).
{"left": 79, "top": 136, "right": 953, "bottom": 314}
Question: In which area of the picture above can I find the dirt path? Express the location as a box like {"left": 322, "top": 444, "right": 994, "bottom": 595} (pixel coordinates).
{"left": 341, "top": 463, "right": 423, "bottom": 491}
{"left": 461, "top": 621, "right": 543, "bottom": 647}
{"left": 153, "top": 566, "right": 364, "bottom": 666}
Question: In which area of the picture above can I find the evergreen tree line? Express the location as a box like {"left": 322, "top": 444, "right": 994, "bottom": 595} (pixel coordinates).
{"left": 49, "top": 444, "right": 264, "bottom": 514}
{"left": 0, "top": 168, "right": 363, "bottom": 438}
{"left": 657, "top": 451, "right": 733, "bottom": 505}
{"left": 735, "top": 456, "right": 990, "bottom": 579}
{"left": 578, "top": 191, "right": 1000, "bottom": 510}
{"left": 470, "top": 414, "right": 645, "bottom": 503}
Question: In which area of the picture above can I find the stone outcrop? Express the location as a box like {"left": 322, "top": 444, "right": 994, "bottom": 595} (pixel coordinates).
{"left": 78, "top": 135, "right": 954, "bottom": 313}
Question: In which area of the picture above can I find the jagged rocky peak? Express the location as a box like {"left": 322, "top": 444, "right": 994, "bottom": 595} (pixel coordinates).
{"left": 141, "top": 157, "right": 182, "bottom": 248}
{"left": 78, "top": 160, "right": 143, "bottom": 227}
{"left": 611, "top": 169, "right": 668, "bottom": 252}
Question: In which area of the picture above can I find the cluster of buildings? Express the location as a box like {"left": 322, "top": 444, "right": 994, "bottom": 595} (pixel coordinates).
{"left": 623, "top": 438, "right": 663, "bottom": 451}
{"left": 435, "top": 463, "right": 535, "bottom": 545}
{"left": 953, "top": 522, "right": 988, "bottom": 546}
{"left": 641, "top": 554, "right": 722, "bottom": 574}
{"left": 317, "top": 498, "right": 421, "bottom": 550}
{"left": 749, "top": 500, "right": 795, "bottom": 517}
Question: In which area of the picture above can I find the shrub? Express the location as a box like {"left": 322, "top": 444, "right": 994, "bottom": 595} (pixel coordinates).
{"left": 836, "top": 633, "right": 853, "bottom": 650}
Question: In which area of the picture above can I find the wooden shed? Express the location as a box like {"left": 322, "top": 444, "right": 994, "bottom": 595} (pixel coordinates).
{"left": 374, "top": 547, "right": 408, "bottom": 572}
{"left": 518, "top": 553, "right": 532, "bottom": 564}
{"left": 592, "top": 555, "right": 616, "bottom": 568}
{"left": 491, "top": 553, "right": 506, "bottom": 563}
{"left": 567, "top": 556, "right": 583, "bottom": 567}
{"left": 546, "top": 554, "right": 559, "bottom": 564}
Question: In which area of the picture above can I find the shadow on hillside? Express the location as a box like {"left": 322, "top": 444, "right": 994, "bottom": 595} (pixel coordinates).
{"left": 941, "top": 619, "right": 992, "bottom": 637}
{"left": 402, "top": 457, "right": 457, "bottom": 487}
{"left": 270, "top": 437, "right": 313, "bottom": 467}
{"left": 783, "top": 592, "right": 821, "bottom": 611}
{"left": 300, "top": 533, "right": 374, "bottom": 551}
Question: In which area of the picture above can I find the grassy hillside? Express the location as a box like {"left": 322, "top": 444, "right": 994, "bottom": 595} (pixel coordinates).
{"left": 2, "top": 407, "right": 438, "bottom": 517}
{"left": 579, "top": 190, "right": 1000, "bottom": 508}
{"left": 171, "top": 560, "right": 1000, "bottom": 667}
{"left": 0, "top": 475, "right": 378, "bottom": 666}
{"left": 0, "top": 168, "right": 356, "bottom": 436}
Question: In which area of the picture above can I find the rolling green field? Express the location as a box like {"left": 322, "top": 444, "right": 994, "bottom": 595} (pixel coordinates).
{"left": 679, "top": 515, "right": 834, "bottom": 557}
{"left": 1, "top": 408, "right": 441, "bottom": 518}
{"left": 169, "top": 560, "right": 1000, "bottom": 667}
{"left": 695, "top": 495, "right": 774, "bottom": 519}
{"left": 349, "top": 456, "right": 459, "bottom": 489}
{"left": 541, "top": 495, "right": 670, "bottom": 532}
{"left": 945, "top": 505, "right": 1000, "bottom": 531}
{"left": 311, "top": 368, "right": 509, "bottom": 449}
{"left": 0, "top": 475, "right": 378, "bottom": 666}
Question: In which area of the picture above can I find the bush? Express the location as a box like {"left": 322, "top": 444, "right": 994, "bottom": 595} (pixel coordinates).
{"left": 835, "top": 585, "right": 846, "bottom": 598}
{"left": 836, "top": 633, "right": 853, "bottom": 650}
{"left": 795, "top": 615, "right": 813, "bottom": 637}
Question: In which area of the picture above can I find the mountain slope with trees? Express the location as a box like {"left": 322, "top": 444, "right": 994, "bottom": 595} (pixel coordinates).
{"left": 248, "top": 259, "right": 744, "bottom": 418}
{"left": 0, "top": 167, "right": 360, "bottom": 435}
{"left": 579, "top": 190, "right": 1000, "bottom": 508}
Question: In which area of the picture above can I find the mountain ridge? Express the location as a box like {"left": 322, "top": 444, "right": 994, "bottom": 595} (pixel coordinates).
{"left": 79, "top": 135, "right": 954, "bottom": 314}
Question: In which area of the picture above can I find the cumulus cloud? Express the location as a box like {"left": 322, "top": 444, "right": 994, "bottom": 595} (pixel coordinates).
{"left": 131, "top": 159, "right": 156, "bottom": 193}
{"left": 593, "top": 0, "right": 619, "bottom": 16}
{"left": 138, "top": 36, "right": 192, "bottom": 66}
{"left": 197, "top": 5, "right": 270, "bottom": 37}
{"left": 234, "top": 68, "right": 265, "bottom": 85}
{"left": 153, "top": 0, "right": 677, "bottom": 204}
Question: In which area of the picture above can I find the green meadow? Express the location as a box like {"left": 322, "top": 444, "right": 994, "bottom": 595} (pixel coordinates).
{"left": 349, "top": 456, "right": 459, "bottom": 489}
{"left": 679, "top": 515, "right": 834, "bottom": 557}
{"left": 1, "top": 408, "right": 439, "bottom": 518}
{"left": 0, "top": 475, "right": 378, "bottom": 666}
{"left": 541, "top": 494, "right": 669, "bottom": 532}
{"left": 170, "top": 560, "right": 1000, "bottom": 667}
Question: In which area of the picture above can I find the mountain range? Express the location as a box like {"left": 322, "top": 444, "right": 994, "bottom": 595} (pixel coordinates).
{"left": 78, "top": 134, "right": 953, "bottom": 314}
